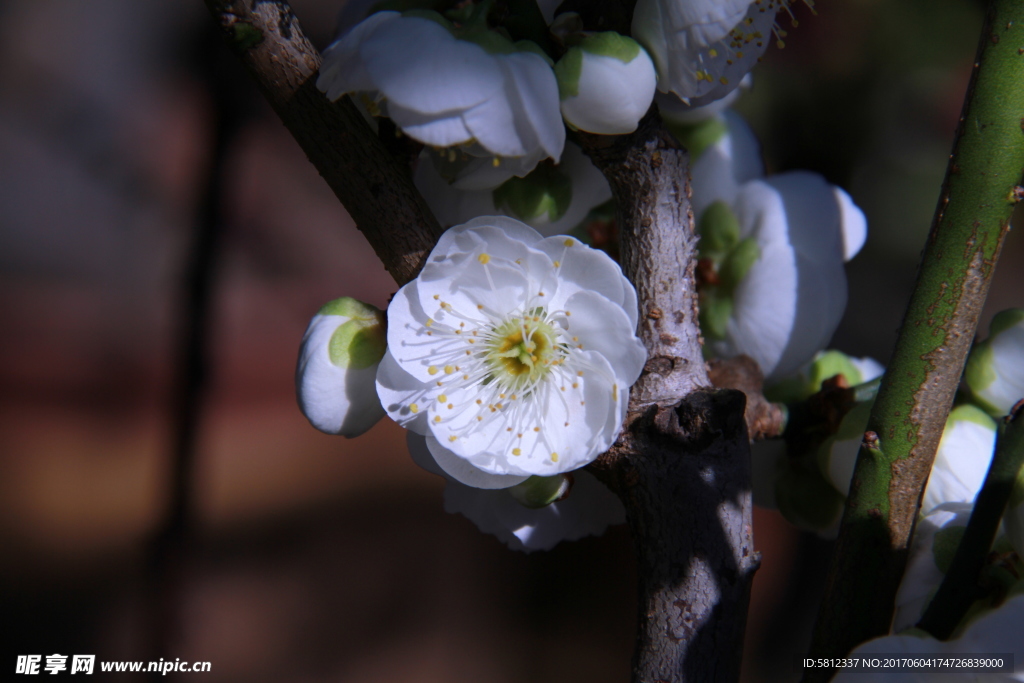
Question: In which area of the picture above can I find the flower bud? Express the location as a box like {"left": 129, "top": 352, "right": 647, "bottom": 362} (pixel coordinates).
{"left": 296, "top": 297, "right": 387, "bottom": 437}
{"left": 767, "top": 350, "right": 884, "bottom": 404}
{"left": 965, "top": 308, "right": 1024, "bottom": 417}
{"left": 555, "top": 32, "right": 657, "bottom": 135}
{"left": 921, "top": 404, "right": 997, "bottom": 516}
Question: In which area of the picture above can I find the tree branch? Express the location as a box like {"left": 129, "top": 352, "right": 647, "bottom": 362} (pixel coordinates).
{"left": 581, "top": 112, "right": 759, "bottom": 683}
{"left": 805, "top": 0, "right": 1024, "bottom": 674}
{"left": 202, "top": 0, "right": 443, "bottom": 286}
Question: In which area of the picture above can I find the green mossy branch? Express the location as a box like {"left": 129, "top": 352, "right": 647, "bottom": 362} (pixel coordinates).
{"left": 805, "top": 0, "right": 1024, "bottom": 675}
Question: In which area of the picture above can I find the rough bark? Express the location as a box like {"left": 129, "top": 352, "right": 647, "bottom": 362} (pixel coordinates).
{"left": 581, "top": 113, "right": 760, "bottom": 683}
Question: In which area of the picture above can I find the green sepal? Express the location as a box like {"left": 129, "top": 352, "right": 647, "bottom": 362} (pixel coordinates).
{"left": 554, "top": 47, "right": 583, "bottom": 99}
{"left": 697, "top": 201, "right": 741, "bottom": 261}
{"left": 989, "top": 308, "right": 1024, "bottom": 337}
{"left": 767, "top": 350, "right": 867, "bottom": 404}
{"left": 947, "top": 403, "right": 998, "bottom": 431}
{"left": 492, "top": 163, "right": 573, "bottom": 223}
{"left": 964, "top": 340, "right": 997, "bottom": 402}
{"left": 508, "top": 475, "right": 569, "bottom": 509}
{"left": 718, "top": 236, "right": 760, "bottom": 291}
{"left": 578, "top": 31, "right": 642, "bottom": 63}
{"left": 664, "top": 116, "right": 728, "bottom": 160}
{"left": 328, "top": 318, "right": 386, "bottom": 370}
{"left": 318, "top": 297, "right": 382, "bottom": 320}
{"left": 699, "top": 290, "right": 733, "bottom": 341}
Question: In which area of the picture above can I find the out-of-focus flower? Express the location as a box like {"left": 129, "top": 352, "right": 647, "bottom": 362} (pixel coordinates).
{"left": 699, "top": 171, "right": 863, "bottom": 379}
{"left": 965, "top": 309, "right": 1024, "bottom": 417}
{"left": 921, "top": 404, "right": 997, "bottom": 516}
{"left": 554, "top": 32, "right": 657, "bottom": 134}
{"left": 632, "top": 0, "right": 785, "bottom": 106}
{"left": 414, "top": 142, "right": 612, "bottom": 235}
{"left": 296, "top": 297, "right": 387, "bottom": 437}
{"left": 318, "top": 11, "right": 564, "bottom": 177}
{"left": 668, "top": 108, "right": 764, "bottom": 220}
{"left": 892, "top": 502, "right": 973, "bottom": 632}
{"left": 376, "top": 217, "right": 645, "bottom": 488}
{"left": 767, "top": 350, "right": 885, "bottom": 405}
{"left": 835, "top": 593, "right": 1024, "bottom": 682}
{"left": 408, "top": 433, "right": 625, "bottom": 551}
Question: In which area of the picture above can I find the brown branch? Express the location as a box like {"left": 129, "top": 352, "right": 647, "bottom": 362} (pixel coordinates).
{"left": 708, "top": 356, "right": 786, "bottom": 441}
{"left": 202, "top": 0, "right": 443, "bottom": 286}
{"left": 581, "top": 112, "right": 759, "bottom": 683}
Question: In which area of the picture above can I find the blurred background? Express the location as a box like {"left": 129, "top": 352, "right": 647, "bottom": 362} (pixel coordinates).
{"left": 1, "top": 0, "right": 1021, "bottom": 680}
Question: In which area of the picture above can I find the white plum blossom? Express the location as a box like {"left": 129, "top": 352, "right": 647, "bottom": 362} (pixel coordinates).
{"left": 414, "top": 142, "right": 612, "bottom": 235}
{"left": 376, "top": 217, "right": 646, "bottom": 488}
{"left": 408, "top": 433, "right": 625, "bottom": 551}
{"left": 296, "top": 297, "right": 387, "bottom": 437}
{"left": 317, "top": 11, "right": 564, "bottom": 176}
{"left": 667, "top": 108, "right": 764, "bottom": 221}
{"left": 835, "top": 593, "right": 1024, "bottom": 682}
{"left": 892, "top": 502, "right": 973, "bottom": 633}
{"left": 554, "top": 32, "right": 658, "bottom": 135}
{"left": 965, "top": 309, "right": 1024, "bottom": 417}
{"left": 920, "top": 404, "right": 997, "bottom": 517}
{"left": 699, "top": 171, "right": 865, "bottom": 379}
{"left": 632, "top": 0, "right": 786, "bottom": 105}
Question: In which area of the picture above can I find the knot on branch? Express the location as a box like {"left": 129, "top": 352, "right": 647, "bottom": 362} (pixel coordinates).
{"left": 708, "top": 355, "right": 786, "bottom": 440}
{"left": 649, "top": 389, "right": 748, "bottom": 453}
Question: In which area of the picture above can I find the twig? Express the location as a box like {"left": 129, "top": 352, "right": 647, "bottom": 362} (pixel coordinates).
{"left": 804, "top": 1, "right": 1024, "bottom": 674}
{"left": 918, "top": 403, "right": 1024, "bottom": 639}
{"left": 147, "top": 24, "right": 248, "bottom": 662}
{"left": 202, "top": 0, "right": 443, "bottom": 286}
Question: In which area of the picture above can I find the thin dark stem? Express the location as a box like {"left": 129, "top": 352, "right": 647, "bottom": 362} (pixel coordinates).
{"left": 918, "top": 404, "right": 1024, "bottom": 639}
{"left": 146, "top": 25, "right": 248, "bottom": 660}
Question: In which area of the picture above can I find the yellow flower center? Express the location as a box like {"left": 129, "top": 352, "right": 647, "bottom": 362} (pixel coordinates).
{"left": 484, "top": 314, "right": 563, "bottom": 390}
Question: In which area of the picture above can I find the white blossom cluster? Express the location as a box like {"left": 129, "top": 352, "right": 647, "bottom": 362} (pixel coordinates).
{"left": 316, "top": 0, "right": 800, "bottom": 237}
{"left": 298, "top": 0, "right": 887, "bottom": 553}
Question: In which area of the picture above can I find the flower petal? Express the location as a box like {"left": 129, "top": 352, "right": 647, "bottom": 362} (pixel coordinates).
{"left": 375, "top": 350, "right": 431, "bottom": 434}
{"left": 560, "top": 290, "right": 646, "bottom": 386}
{"left": 361, "top": 16, "right": 502, "bottom": 114}
{"left": 385, "top": 101, "right": 474, "bottom": 148}
{"left": 426, "top": 434, "right": 530, "bottom": 488}
{"left": 441, "top": 467, "right": 625, "bottom": 551}
{"left": 317, "top": 11, "right": 400, "bottom": 101}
